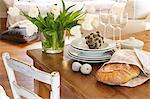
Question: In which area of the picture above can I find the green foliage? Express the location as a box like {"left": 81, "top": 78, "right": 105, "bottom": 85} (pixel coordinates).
{"left": 22, "top": 0, "right": 83, "bottom": 32}
{"left": 21, "top": 0, "right": 84, "bottom": 51}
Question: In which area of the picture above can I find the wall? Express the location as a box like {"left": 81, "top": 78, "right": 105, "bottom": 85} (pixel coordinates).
{"left": 0, "top": 0, "right": 7, "bottom": 18}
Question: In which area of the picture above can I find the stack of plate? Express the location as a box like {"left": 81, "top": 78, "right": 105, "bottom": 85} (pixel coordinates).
{"left": 65, "top": 38, "right": 116, "bottom": 63}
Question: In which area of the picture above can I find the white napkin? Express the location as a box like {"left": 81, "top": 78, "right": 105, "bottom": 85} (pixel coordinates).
{"left": 134, "top": 49, "right": 150, "bottom": 74}
{"left": 103, "top": 49, "right": 150, "bottom": 87}
{"left": 121, "top": 49, "right": 150, "bottom": 87}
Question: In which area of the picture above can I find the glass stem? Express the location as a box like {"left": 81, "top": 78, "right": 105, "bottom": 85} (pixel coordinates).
{"left": 112, "top": 27, "right": 115, "bottom": 41}
{"left": 104, "top": 24, "right": 106, "bottom": 38}
{"left": 118, "top": 27, "right": 122, "bottom": 41}
{"left": 117, "top": 27, "right": 122, "bottom": 50}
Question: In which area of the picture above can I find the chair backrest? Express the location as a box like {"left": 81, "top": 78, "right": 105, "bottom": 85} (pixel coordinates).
{"left": 2, "top": 52, "right": 60, "bottom": 99}
{"left": 0, "top": 85, "right": 10, "bottom": 99}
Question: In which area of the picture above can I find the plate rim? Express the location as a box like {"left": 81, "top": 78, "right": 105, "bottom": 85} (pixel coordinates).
{"left": 68, "top": 50, "right": 111, "bottom": 60}
{"left": 68, "top": 52, "right": 110, "bottom": 61}
{"left": 67, "top": 53, "right": 109, "bottom": 63}
{"left": 71, "top": 38, "right": 116, "bottom": 51}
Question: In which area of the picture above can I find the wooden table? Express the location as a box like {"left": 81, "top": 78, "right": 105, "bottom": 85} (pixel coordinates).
{"left": 27, "top": 31, "right": 150, "bottom": 99}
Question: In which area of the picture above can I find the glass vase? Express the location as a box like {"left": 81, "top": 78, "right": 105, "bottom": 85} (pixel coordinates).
{"left": 41, "top": 30, "right": 65, "bottom": 54}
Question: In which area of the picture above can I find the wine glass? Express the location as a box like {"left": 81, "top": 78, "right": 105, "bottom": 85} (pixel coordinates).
{"left": 118, "top": 13, "right": 128, "bottom": 28}
{"left": 99, "top": 9, "right": 111, "bottom": 38}
{"left": 117, "top": 13, "right": 128, "bottom": 41}
{"left": 110, "top": 13, "right": 128, "bottom": 50}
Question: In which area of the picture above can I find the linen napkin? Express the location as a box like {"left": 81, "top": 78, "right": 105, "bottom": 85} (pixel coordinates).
{"left": 103, "top": 49, "right": 150, "bottom": 87}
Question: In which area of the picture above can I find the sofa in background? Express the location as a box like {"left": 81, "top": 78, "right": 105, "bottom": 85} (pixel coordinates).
{"left": 2, "top": 0, "right": 150, "bottom": 37}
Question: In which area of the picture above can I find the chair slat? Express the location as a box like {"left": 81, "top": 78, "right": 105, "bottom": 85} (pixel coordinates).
{"left": 7, "top": 58, "right": 52, "bottom": 85}
{"left": 2, "top": 53, "right": 21, "bottom": 99}
{"left": 2, "top": 52, "right": 60, "bottom": 99}
{"left": 12, "top": 82, "right": 42, "bottom": 99}
{"left": 0, "top": 85, "right": 10, "bottom": 99}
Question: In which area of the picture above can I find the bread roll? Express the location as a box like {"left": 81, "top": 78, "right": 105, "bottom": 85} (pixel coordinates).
{"left": 96, "top": 63, "right": 140, "bottom": 85}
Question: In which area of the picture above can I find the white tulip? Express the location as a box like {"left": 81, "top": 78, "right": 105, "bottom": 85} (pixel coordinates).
{"left": 85, "top": 5, "right": 96, "bottom": 14}
{"left": 26, "top": 23, "right": 38, "bottom": 36}
{"left": 81, "top": 14, "right": 100, "bottom": 30}
{"left": 92, "top": 15, "right": 99, "bottom": 28}
{"left": 82, "top": 21, "right": 93, "bottom": 31}
{"left": 38, "top": 7, "right": 48, "bottom": 18}
{"left": 40, "top": 12, "right": 47, "bottom": 18}
{"left": 51, "top": 4, "right": 61, "bottom": 19}
{"left": 7, "top": 6, "right": 20, "bottom": 17}
{"left": 81, "top": 14, "right": 95, "bottom": 30}
{"left": 70, "top": 25, "right": 82, "bottom": 38}
{"left": 28, "top": 5, "right": 39, "bottom": 18}
{"left": 84, "top": 14, "right": 94, "bottom": 22}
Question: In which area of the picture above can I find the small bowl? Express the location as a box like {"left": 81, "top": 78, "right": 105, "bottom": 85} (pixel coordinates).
{"left": 121, "top": 37, "right": 144, "bottom": 49}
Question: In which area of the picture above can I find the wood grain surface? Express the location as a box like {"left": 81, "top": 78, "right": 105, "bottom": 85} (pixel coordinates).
{"left": 1, "top": 18, "right": 150, "bottom": 99}
{"left": 27, "top": 30, "right": 150, "bottom": 99}
{"left": 0, "top": 18, "right": 41, "bottom": 99}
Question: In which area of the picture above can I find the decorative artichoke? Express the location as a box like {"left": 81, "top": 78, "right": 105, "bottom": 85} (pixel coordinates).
{"left": 85, "top": 31, "right": 104, "bottom": 49}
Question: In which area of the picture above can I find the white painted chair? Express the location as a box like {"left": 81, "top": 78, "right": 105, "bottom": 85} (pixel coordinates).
{"left": 2, "top": 52, "right": 60, "bottom": 99}
{"left": 0, "top": 85, "right": 10, "bottom": 99}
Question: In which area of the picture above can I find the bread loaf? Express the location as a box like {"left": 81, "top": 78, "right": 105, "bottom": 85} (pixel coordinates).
{"left": 96, "top": 63, "right": 140, "bottom": 85}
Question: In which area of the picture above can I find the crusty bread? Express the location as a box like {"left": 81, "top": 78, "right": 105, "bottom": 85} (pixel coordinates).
{"left": 96, "top": 63, "right": 140, "bottom": 85}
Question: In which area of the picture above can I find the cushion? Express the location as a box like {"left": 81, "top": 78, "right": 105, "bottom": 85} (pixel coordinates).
{"left": 84, "top": 0, "right": 116, "bottom": 10}
{"left": 125, "top": 0, "right": 150, "bottom": 19}
{"left": 135, "top": 0, "right": 150, "bottom": 19}
{"left": 0, "top": 28, "right": 38, "bottom": 43}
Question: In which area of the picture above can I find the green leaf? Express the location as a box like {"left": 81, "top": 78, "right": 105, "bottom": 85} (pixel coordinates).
{"left": 44, "top": 13, "right": 53, "bottom": 29}
{"left": 75, "top": 13, "right": 86, "bottom": 20}
{"left": 65, "top": 20, "right": 78, "bottom": 29}
{"left": 34, "top": 21, "right": 45, "bottom": 32}
{"left": 61, "top": 12, "right": 73, "bottom": 26}
{"left": 66, "top": 4, "right": 76, "bottom": 11}
{"left": 69, "top": 9, "right": 82, "bottom": 22}
{"left": 21, "top": 11, "right": 37, "bottom": 23}
{"left": 21, "top": 0, "right": 83, "bottom": 38}
{"left": 37, "top": 14, "right": 47, "bottom": 28}
{"left": 61, "top": 0, "right": 65, "bottom": 11}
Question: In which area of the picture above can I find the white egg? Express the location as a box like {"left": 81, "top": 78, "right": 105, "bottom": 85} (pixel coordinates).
{"left": 80, "top": 64, "right": 92, "bottom": 74}
{"left": 72, "top": 62, "right": 82, "bottom": 72}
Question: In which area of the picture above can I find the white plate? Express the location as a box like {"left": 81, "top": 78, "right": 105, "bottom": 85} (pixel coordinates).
{"left": 68, "top": 52, "right": 111, "bottom": 61}
{"left": 69, "top": 45, "right": 113, "bottom": 57}
{"left": 67, "top": 53, "right": 109, "bottom": 63}
{"left": 71, "top": 38, "right": 116, "bottom": 51}
{"left": 68, "top": 50, "right": 112, "bottom": 60}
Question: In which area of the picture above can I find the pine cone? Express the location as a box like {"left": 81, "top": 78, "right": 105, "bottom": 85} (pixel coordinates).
{"left": 85, "top": 31, "right": 104, "bottom": 49}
